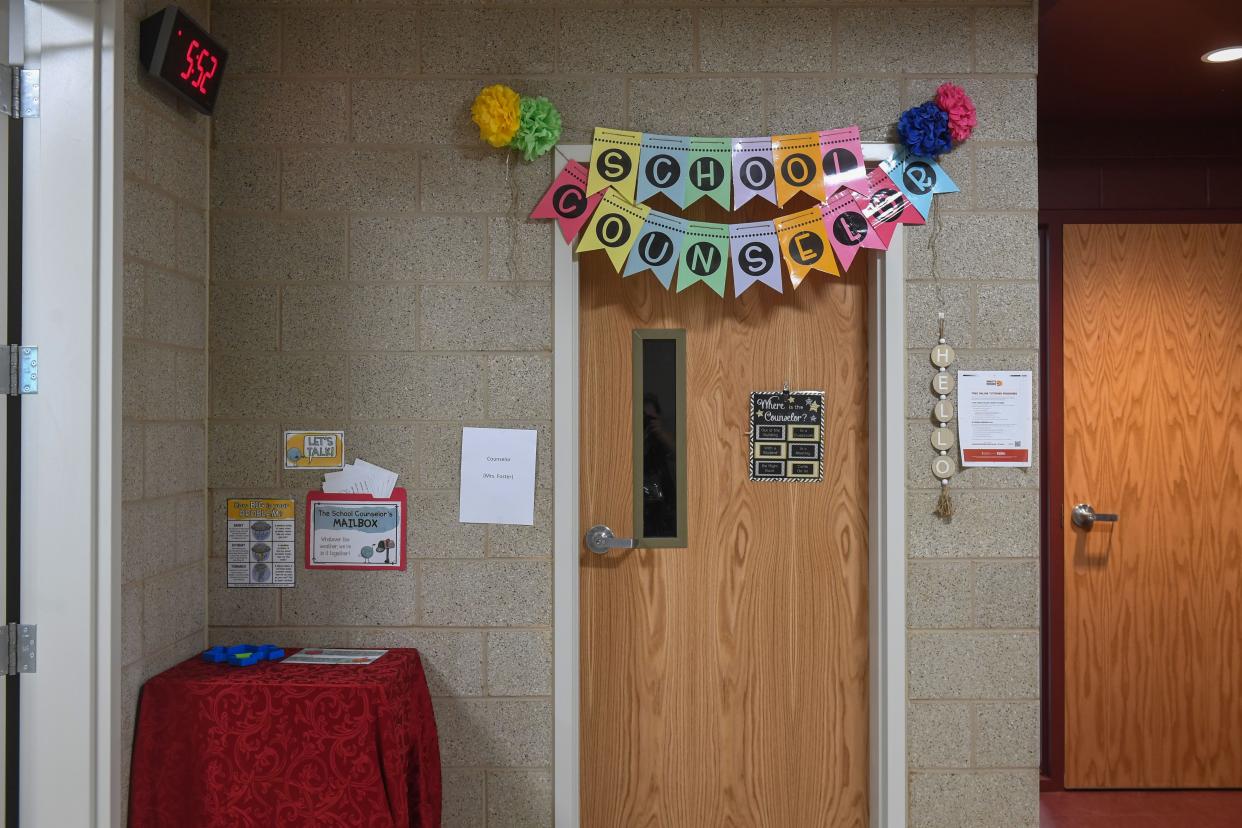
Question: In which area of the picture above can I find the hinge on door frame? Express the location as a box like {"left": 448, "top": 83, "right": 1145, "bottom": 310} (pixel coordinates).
{"left": 0, "top": 64, "right": 39, "bottom": 119}
{"left": 5, "top": 345, "right": 37, "bottom": 395}
{"left": 0, "top": 623, "right": 36, "bottom": 675}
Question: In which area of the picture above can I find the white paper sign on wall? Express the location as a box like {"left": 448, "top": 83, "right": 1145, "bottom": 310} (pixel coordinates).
{"left": 458, "top": 427, "right": 538, "bottom": 526}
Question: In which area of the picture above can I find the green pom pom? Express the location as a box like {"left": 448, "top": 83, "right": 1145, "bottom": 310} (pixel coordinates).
{"left": 510, "top": 96, "right": 562, "bottom": 162}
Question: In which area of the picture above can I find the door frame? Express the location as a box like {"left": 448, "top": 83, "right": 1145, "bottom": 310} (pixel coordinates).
{"left": 552, "top": 143, "right": 908, "bottom": 827}
{"left": 1039, "top": 213, "right": 1242, "bottom": 792}
{"left": 15, "top": 0, "right": 122, "bottom": 823}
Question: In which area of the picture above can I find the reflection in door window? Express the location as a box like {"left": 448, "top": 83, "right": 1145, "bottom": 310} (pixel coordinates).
{"left": 633, "top": 331, "right": 687, "bottom": 546}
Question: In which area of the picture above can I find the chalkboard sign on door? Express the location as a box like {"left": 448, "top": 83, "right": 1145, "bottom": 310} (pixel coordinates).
{"left": 748, "top": 390, "right": 825, "bottom": 482}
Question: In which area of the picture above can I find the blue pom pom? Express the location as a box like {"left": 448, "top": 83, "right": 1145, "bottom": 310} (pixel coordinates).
{"left": 897, "top": 102, "right": 952, "bottom": 158}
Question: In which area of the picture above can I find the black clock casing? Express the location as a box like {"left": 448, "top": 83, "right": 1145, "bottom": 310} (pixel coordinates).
{"left": 139, "top": 6, "right": 228, "bottom": 116}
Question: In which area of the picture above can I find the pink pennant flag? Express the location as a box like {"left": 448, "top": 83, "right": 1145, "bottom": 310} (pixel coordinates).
{"left": 853, "top": 166, "right": 925, "bottom": 249}
{"left": 819, "top": 126, "right": 869, "bottom": 198}
{"left": 822, "top": 191, "right": 884, "bottom": 272}
{"left": 530, "top": 160, "right": 606, "bottom": 244}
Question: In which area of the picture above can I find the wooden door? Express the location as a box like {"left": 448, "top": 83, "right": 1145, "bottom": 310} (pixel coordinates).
{"left": 578, "top": 239, "right": 869, "bottom": 826}
{"left": 1063, "top": 224, "right": 1242, "bottom": 788}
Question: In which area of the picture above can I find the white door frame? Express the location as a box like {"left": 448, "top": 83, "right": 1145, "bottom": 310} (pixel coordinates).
{"left": 551, "top": 143, "right": 907, "bottom": 827}
{"left": 17, "top": 0, "right": 120, "bottom": 824}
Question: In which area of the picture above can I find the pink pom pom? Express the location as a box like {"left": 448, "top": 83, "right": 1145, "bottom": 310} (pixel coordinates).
{"left": 935, "top": 83, "right": 976, "bottom": 143}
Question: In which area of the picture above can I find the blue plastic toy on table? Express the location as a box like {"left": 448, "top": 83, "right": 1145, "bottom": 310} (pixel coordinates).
{"left": 201, "top": 643, "right": 286, "bottom": 667}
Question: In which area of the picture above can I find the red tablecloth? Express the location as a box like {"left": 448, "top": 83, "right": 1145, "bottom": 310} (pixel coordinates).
{"left": 129, "top": 648, "right": 441, "bottom": 827}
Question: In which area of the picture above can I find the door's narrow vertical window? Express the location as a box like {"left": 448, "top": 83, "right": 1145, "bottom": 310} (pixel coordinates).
{"left": 632, "top": 330, "right": 687, "bottom": 547}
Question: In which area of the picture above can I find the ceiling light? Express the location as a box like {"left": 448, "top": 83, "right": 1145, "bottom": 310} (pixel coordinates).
{"left": 1202, "top": 46, "right": 1242, "bottom": 63}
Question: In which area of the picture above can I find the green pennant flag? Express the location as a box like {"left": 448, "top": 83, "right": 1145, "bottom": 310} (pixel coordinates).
{"left": 685, "top": 137, "right": 732, "bottom": 210}
{"left": 677, "top": 222, "right": 729, "bottom": 297}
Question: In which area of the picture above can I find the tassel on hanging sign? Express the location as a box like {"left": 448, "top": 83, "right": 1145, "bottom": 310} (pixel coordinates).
{"left": 635, "top": 134, "right": 690, "bottom": 207}
{"left": 530, "top": 160, "right": 606, "bottom": 244}
{"left": 587, "top": 127, "right": 644, "bottom": 201}
{"left": 731, "top": 136, "right": 778, "bottom": 209}
{"left": 729, "top": 221, "right": 783, "bottom": 296}
{"left": 684, "top": 137, "right": 732, "bottom": 210}
{"left": 577, "top": 189, "right": 651, "bottom": 271}
{"left": 774, "top": 206, "right": 838, "bottom": 288}
{"left": 888, "top": 152, "right": 959, "bottom": 219}
{"left": 823, "top": 191, "right": 885, "bottom": 272}
{"left": 676, "top": 222, "right": 730, "bottom": 297}
{"left": 622, "top": 211, "right": 688, "bottom": 289}
{"left": 819, "top": 126, "right": 869, "bottom": 198}
{"left": 853, "top": 165, "right": 925, "bottom": 248}
{"left": 772, "top": 132, "right": 826, "bottom": 206}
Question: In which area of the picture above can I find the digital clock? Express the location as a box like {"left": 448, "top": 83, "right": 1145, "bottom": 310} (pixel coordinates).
{"left": 139, "top": 6, "right": 228, "bottom": 116}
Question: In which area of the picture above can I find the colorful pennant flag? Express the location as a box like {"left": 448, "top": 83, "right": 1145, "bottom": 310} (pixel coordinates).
{"left": 685, "top": 137, "right": 732, "bottom": 210}
{"left": 577, "top": 189, "right": 651, "bottom": 271}
{"left": 854, "top": 165, "right": 925, "bottom": 248}
{"left": 889, "top": 152, "right": 959, "bottom": 219}
{"left": 677, "top": 222, "right": 729, "bottom": 297}
{"left": 622, "top": 211, "right": 688, "bottom": 288}
{"left": 529, "top": 160, "right": 606, "bottom": 244}
{"left": 823, "top": 191, "right": 885, "bottom": 272}
{"left": 636, "top": 134, "right": 689, "bottom": 207}
{"left": 775, "top": 206, "right": 838, "bottom": 288}
{"left": 729, "top": 221, "right": 783, "bottom": 296}
{"left": 732, "top": 137, "right": 778, "bottom": 209}
{"left": 819, "top": 126, "right": 869, "bottom": 198}
{"left": 772, "top": 132, "right": 826, "bottom": 206}
{"left": 587, "top": 127, "right": 643, "bottom": 201}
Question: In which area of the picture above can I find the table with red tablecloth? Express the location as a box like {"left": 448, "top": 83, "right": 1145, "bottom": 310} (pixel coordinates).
{"left": 129, "top": 647, "right": 441, "bottom": 827}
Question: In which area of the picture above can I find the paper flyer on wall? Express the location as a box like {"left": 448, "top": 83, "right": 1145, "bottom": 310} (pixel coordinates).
{"left": 226, "top": 499, "right": 296, "bottom": 587}
{"left": 957, "top": 371, "right": 1033, "bottom": 467}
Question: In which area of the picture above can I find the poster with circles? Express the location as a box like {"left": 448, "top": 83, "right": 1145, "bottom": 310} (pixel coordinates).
{"left": 227, "top": 499, "right": 295, "bottom": 588}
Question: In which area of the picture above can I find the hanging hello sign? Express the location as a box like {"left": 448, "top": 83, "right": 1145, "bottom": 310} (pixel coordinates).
{"left": 524, "top": 83, "right": 977, "bottom": 299}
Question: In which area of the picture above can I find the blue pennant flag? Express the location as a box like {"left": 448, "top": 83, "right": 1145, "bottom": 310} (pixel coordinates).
{"left": 888, "top": 152, "right": 959, "bottom": 219}
{"left": 635, "top": 135, "right": 690, "bottom": 207}
{"left": 622, "top": 211, "right": 687, "bottom": 288}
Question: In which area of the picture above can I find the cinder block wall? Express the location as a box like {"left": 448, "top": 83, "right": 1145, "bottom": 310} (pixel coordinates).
{"left": 119, "top": 0, "right": 213, "bottom": 820}
{"left": 198, "top": 2, "right": 1040, "bottom": 826}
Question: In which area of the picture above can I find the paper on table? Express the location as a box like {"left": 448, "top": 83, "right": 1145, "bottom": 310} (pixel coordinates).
{"left": 282, "top": 648, "right": 388, "bottom": 665}
{"left": 459, "top": 427, "right": 538, "bottom": 525}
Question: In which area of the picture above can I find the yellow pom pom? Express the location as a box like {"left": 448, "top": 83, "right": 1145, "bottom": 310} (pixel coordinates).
{"left": 471, "top": 84, "right": 521, "bottom": 149}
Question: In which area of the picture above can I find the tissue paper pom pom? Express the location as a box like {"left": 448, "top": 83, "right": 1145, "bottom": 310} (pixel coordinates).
{"left": 471, "top": 84, "right": 521, "bottom": 148}
{"left": 935, "top": 83, "right": 977, "bottom": 143}
{"left": 510, "top": 96, "right": 563, "bottom": 161}
{"left": 897, "top": 102, "right": 952, "bottom": 158}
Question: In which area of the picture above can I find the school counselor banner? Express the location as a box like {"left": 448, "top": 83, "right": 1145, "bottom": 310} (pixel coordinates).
{"left": 530, "top": 126, "right": 959, "bottom": 299}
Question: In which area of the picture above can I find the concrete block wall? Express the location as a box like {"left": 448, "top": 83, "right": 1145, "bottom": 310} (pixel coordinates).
{"left": 123, "top": 1, "right": 1042, "bottom": 826}
{"left": 119, "top": 0, "right": 213, "bottom": 820}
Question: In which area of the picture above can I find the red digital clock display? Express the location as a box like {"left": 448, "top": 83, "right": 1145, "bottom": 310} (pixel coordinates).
{"left": 139, "top": 7, "right": 228, "bottom": 115}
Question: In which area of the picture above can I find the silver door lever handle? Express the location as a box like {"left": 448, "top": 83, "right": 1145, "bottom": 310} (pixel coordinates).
{"left": 1071, "top": 503, "right": 1119, "bottom": 530}
{"left": 584, "top": 524, "right": 636, "bottom": 555}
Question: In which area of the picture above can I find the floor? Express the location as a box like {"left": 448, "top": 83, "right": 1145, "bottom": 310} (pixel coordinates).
{"left": 1041, "top": 791, "right": 1242, "bottom": 828}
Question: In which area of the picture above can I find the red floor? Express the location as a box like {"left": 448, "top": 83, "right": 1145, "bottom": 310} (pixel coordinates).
{"left": 1041, "top": 791, "right": 1242, "bottom": 828}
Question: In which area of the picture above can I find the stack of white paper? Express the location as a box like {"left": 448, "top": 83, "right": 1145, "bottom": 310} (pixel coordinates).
{"left": 322, "top": 458, "right": 399, "bottom": 498}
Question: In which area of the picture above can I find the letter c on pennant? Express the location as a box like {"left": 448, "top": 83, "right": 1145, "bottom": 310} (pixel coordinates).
{"left": 552, "top": 184, "right": 587, "bottom": 219}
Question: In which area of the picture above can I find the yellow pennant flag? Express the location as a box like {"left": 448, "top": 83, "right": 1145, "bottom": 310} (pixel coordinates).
{"left": 774, "top": 206, "right": 839, "bottom": 288}
{"left": 577, "top": 190, "right": 651, "bottom": 272}
{"left": 587, "top": 128, "right": 643, "bottom": 202}
{"left": 771, "top": 132, "right": 826, "bottom": 207}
